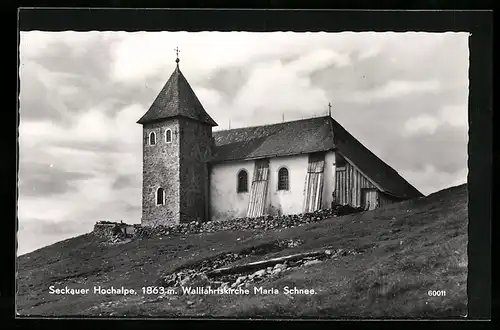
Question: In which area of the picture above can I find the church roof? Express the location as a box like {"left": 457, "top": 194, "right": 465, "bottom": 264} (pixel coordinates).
{"left": 137, "top": 64, "right": 218, "bottom": 126}
{"left": 212, "top": 116, "right": 423, "bottom": 199}
{"left": 328, "top": 117, "right": 424, "bottom": 199}
{"left": 212, "top": 116, "right": 334, "bottom": 163}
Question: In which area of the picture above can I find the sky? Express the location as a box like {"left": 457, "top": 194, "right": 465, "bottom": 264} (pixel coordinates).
{"left": 17, "top": 31, "right": 469, "bottom": 255}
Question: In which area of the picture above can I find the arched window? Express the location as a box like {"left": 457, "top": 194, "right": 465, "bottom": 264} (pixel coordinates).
{"left": 165, "top": 129, "right": 172, "bottom": 143}
{"left": 149, "top": 131, "right": 156, "bottom": 145}
{"left": 156, "top": 187, "right": 164, "bottom": 205}
{"left": 237, "top": 170, "right": 248, "bottom": 193}
{"left": 278, "top": 167, "right": 289, "bottom": 191}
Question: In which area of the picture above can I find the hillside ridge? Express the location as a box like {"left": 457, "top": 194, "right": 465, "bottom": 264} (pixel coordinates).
{"left": 17, "top": 183, "right": 468, "bottom": 318}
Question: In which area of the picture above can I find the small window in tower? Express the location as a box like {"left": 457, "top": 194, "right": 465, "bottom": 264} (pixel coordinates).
{"left": 149, "top": 131, "right": 156, "bottom": 145}
{"left": 156, "top": 187, "right": 164, "bottom": 205}
{"left": 278, "top": 167, "right": 289, "bottom": 191}
{"left": 237, "top": 169, "right": 248, "bottom": 193}
{"left": 165, "top": 129, "right": 172, "bottom": 143}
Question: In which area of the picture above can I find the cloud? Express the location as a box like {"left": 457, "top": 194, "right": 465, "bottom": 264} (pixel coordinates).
{"left": 112, "top": 174, "right": 139, "bottom": 190}
{"left": 19, "top": 61, "right": 69, "bottom": 122}
{"left": 224, "top": 59, "right": 330, "bottom": 126}
{"left": 201, "top": 66, "right": 248, "bottom": 101}
{"left": 401, "top": 165, "right": 468, "bottom": 196}
{"left": 391, "top": 125, "right": 468, "bottom": 176}
{"left": 287, "top": 49, "right": 351, "bottom": 75}
{"left": 402, "top": 103, "right": 468, "bottom": 137}
{"left": 18, "top": 162, "right": 93, "bottom": 197}
{"left": 403, "top": 114, "right": 441, "bottom": 136}
{"left": 357, "top": 47, "right": 381, "bottom": 61}
{"left": 439, "top": 104, "right": 468, "bottom": 128}
{"left": 20, "top": 103, "right": 144, "bottom": 147}
{"left": 109, "top": 31, "right": 377, "bottom": 87}
{"left": 343, "top": 79, "right": 442, "bottom": 104}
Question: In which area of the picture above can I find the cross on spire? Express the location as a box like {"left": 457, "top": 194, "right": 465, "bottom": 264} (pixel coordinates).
{"left": 174, "top": 46, "right": 180, "bottom": 64}
{"left": 328, "top": 102, "right": 332, "bottom": 116}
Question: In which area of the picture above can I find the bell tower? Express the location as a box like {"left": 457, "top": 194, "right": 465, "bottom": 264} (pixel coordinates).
{"left": 137, "top": 50, "right": 218, "bottom": 227}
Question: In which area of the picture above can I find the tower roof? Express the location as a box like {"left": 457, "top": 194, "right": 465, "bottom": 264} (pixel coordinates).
{"left": 137, "top": 64, "right": 218, "bottom": 126}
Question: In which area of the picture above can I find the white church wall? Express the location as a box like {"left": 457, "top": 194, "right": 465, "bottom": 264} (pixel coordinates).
{"left": 210, "top": 159, "right": 255, "bottom": 222}
{"left": 268, "top": 154, "right": 309, "bottom": 216}
{"left": 210, "top": 151, "right": 336, "bottom": 222}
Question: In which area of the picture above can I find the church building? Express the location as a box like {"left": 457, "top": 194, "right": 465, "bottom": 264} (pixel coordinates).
{"left": 137, "top": 56, "right": 423, "bottom": 227}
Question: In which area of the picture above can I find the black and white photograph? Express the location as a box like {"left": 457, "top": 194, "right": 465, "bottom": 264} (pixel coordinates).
{"left": 17, "top": 27, "right": 470, "bottom": 318}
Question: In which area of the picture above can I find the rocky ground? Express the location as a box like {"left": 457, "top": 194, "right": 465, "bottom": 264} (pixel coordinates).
{"left": 160, "top": 247, "right": 360, "bottom": 294}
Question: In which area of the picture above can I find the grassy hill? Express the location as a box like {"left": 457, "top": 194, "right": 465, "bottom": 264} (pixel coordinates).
{"left": 16, "top": 183, "right": 468, "bottom": 318}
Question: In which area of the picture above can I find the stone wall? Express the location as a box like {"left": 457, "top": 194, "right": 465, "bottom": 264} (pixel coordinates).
{"left": 141, "top": 119, "right": 181, "bottom": 227}
{"left": 135, "top": 205, "right": 364, "bottom": 238}
{"left": 93, "top": 221, "right": 139, "bottom": 241}
{"left": 94, "top": 205, "right": 363, "bottom": 243}
{"left": 179, "top": 119, "right": 213, "bottom": 223}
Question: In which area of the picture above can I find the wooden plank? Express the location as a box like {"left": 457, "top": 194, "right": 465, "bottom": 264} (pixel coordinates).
{"left": 206, "top": 250, "right": 329, "bottom": 277}
{"left": 316, "top": 172, "right": 324, "bottom": 210}
{"left": 371, "top": 190, "right": 377, "bottom": 210}
{"left": 311, "top": 174, "right": 319, "bottom": 210}
{"left": 336, "top": 172, "right": 340, "bottom": 205}
{"left": 335, "top": 160, "right": 378, "bottom": 208}
{"left": 342, "top": 171, "right": 346, "bottom": 205}
{"left": 307, "top": 174, "right": 316, "bottom": 212}
{"left": 348, "top": 163, "right": 352, "bottom": 205}
{"left": 363, "top": 190, "right": 367, "bottom": 209}
{"left": 338, "top": 171, "right": 345, "bottom": 205}
{"left": 345, "top": 165, "right": 348, "bottom": 205}
{"left": 248, "top": 179, "right": 269, "bottom": 217}
{"left": 247, "top": 159, "right": 270, "bottom": 218}
{"left": 362, "top": 188, "right": 378, "bottom": 210}
{"left": 353, "top": 171, "right": 358, "bottom": 207}
{"left": 303, "top": 153, "right": 326, "bottom": 213}
{"left": 304, "top": 171, "right": 310, "bottom": 208}
{"left": 343, "top": 171, "right": 347, "bottom": 205}
{"left": 356, "top": 172, "right": 361, "bottom": 207}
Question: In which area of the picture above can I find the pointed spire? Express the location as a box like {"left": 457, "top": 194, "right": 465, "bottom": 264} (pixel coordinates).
{"left": 174, "top": 46, "right": 180, "bottom": 66}
{"left": 136, "top": 50, "right": 218, "bottom": 126}
{"left": 328, "top": 102, "right": 332, "bottom": 117}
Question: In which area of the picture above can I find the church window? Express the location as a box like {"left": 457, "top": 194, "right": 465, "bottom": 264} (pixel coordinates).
{"left": 149, "top": 131, "right": 156, "bottom": 145}
{"left": 156, "top": 187, "right": 164, "bottom": 205}
{"left": 165, "top": 129, "right": 172, "bottom": 143}
{"left": 278, "top": 167, "right": 289, "bottom": 191}
{"left": 237, "top": 170, "right": 248, "bottom": 193}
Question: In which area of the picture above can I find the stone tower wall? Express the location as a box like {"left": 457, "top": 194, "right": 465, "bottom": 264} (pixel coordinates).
{"left": 141, "top": 119, "right": 181, "bottom": 227}
{"left": 178, "top": 119, "right": 213, "bottom": 223}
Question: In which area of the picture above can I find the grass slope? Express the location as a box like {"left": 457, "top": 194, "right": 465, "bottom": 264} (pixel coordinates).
{"left": 16, "top": 184, "right": 468, "bottom": 318}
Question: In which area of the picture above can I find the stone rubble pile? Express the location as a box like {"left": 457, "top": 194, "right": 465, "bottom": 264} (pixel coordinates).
{"left": 93, "top": 223, "right": 123, "bottom": 242}
{"left": 159, "top": 248, "right": 360, "bottom": 294}
{"left": 93, "top": 221, "right": 138, "bottom": 244}
{"left": 135, "top": 205, "right": 364, "bottom": 239}
{"left": 161, "top": 238, "right": 304, "bottom": 287}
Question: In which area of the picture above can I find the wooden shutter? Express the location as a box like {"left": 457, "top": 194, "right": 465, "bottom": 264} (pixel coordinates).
{"left": 247, "top": 159, "right": 270, "bottom": 218}
{"left": 303, "top": 153, "right": 325, "bottom": 213}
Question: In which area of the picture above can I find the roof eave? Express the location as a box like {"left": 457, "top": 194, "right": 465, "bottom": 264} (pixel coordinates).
{"left": 137, "top": 114, "right": 218, "bottom": 126}
{"left": 210, "top": 147, "right": 335, "bottom": 164}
